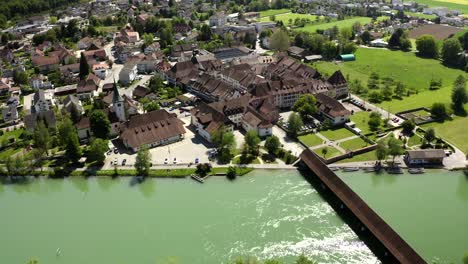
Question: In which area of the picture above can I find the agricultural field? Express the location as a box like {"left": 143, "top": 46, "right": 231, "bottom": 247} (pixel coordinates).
{"left": 313, "top": 48, "right": 468, "bottom": 113}
{"left": 413, "top": 0, "right": 468, "bottom": 14}
{"left": 259, "top": 9, "right": 290, "bottom": 17}
{"left": 421, "top": 116, "right": 468, "bottom": 154}
{"left": 408, "top": 24, "right": 464, "bottom": 40}
{"left": 298, "top": 133, "right": 324, "bottom": 147}
{"left": 259, "top": 13, "right": 317, "bottom": 24}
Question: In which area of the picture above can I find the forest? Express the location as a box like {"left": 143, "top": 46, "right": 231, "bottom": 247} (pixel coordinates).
{"left": 0, "top": 0, "right": 80, "bottom": 28}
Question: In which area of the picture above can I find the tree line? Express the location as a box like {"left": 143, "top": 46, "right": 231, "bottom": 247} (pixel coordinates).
{"left": 0, "top": 0, "right": 79, "bottom": 28}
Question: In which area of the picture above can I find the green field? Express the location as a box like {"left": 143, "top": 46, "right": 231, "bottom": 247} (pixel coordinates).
{"left": 313, "top": 146, "right": 342, "bottom": 158}
{"left": 298, "top": 133, "right": 324, "bottom": 147}
{"left": 405, "top": 12, "right": 437, "bottom": 19}
{"left": 336, "top": 149, "right": 377, "bottom": 164}
{"left": 259, "top": 13, "right": 317, "bottom": 24}
{"left": 259, "top": 9, "right": 291, "bottom": 17}
{"left": 320, "top": 128, "right": 355, "bottom": 141}
{"left": 421, "top": 116, "right": 468, "bottom": 154}
{"left": 296, "top": 17, "right": 385, "bottom": 33}
{"left": 413, "top": 0, "right": 468, "bottom": 14}
{"left": 314, "top": 48, "right": 468, "bottom": 112}
{"left": 339, "top": 137, "right": 369, "bottom": 151}
{"left": 350, "top": 111, "right": 373, "bottom": 134}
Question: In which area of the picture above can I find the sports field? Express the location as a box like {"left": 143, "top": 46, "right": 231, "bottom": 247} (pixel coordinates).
{"left": 314, "top": 48, "right": 468, "bottom": 112}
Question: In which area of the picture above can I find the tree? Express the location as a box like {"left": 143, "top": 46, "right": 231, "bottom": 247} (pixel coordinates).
{"left": 13, "top": 71, "right": 28, "bottom": 85}
{"left": 451, "top": 75, "right": 467, "bottom": 115}
{"left": 90, "top": 110, "right": 111, "bottom": 139}
{"left": 212, "top": 127, "right": 236, "bottom": 163}
{"left": 387, "top": 137, "right": 404, "bottom": 164}
{"left": 429, "top": 78, "right": 442, "bottom": 90}
{"left": 360, "top": 31, "right": 371, "bottom": 44}
{"left": 441, "top": 38, "right": 462, "bottom": 66}
{"left": 292, "top": 94, "right": 317, "bottom": 120}
{"left": 430, "top": 103, "right": 448, "bottom": 120}
{"left": 270, "top": 30, "right": 290, "bottom": 51}
{"left": 375, "top": 141, "right": 388, "bottom": 163}
{"left": 368, "top": 91, "right": 383, "bottom": 103}
{"left": 199, "top": 24, "right": 212, "bottom": 41}
{"left": 87, "top": 138, "right": 108, "bottom": 164}
{"left": 287, "top": 112, "right": 303, "bottom": 138}
{"left": 226, "top": 166, "right": 237, "bottom": 180}
{"left": 265, "top": 135, "right": 280, "bottom": 155}
{"left": 33, "top": 120, "right": 50, "bottom": 156}
{"left": 368, "top": 112, "right": 382, "bottom": 131}
{"left": 394, "top": 82, "right": 406, "bottom": 98}
{"left": 401, "top": 119, "right": 415, "bottom": 134}
{"left": 416, "top": 35, "right": 438, "bottom": 58}
{"left": 142, "top": 33, "right": 154, "bottom": 46}
{"left": 424, "top": 128, "right": 436, "bottom": 143}
{"left": 148, "top": 75, "right": 165, "bottom": 93}
{"left": 296, "top": 255, "right": 316, "bottom": 264}
{"left": 135, "top": 146, "right": 151, "bottom": 176}
{"left": 388, "top": 28, "right": 404, "bottom": 48}
{"left": 463, "top": 252, "right": 468, "bottom": 264}
{"left": 65, "top": 131, "right": 82, "bottom": 163}
{"left": 70, "top": 104, "right": 81, "bottom": 124}
{"left": 399, "top": 37, "right": 412, "bottom": 51}
{"left": 367, "top": 72, "right": 379, "bottom": 89}
{"left": 244, "top": 130, "right": 260, "bottom": 157}
{"left": 79, "top": 52, "right": 89, "bottom": 80}
{"left": 321, "top": 147, "right": 328, "bottom": 158}
{"left": 56, "top": 116, "right": 82, "bottom": 163}
{"left": 381, "top": 84, "right": 393, "bottom": 100}
{"left": 321, "top": 41, "right": 338, "bottom": 60}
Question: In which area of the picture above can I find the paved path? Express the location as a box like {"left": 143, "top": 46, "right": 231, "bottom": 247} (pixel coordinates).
{"left": 350, "top": 95, "right": 401, "bottom": 126}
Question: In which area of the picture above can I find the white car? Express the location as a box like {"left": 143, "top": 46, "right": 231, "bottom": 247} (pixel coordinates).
{"left": 113, "top": 158, "right": 118, "bottom": 165}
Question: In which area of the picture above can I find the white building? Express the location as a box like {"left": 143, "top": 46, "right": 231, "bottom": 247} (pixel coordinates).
{"left": 119, "top": 63, "right": 138, "bottom": 85}
{"left": 32, "top": 89, "right": 55, "bottom": 113}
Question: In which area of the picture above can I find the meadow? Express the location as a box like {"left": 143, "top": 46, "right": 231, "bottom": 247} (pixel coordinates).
{"left": 421, "top": 116, "right": 468, "bottom": 154}
{"left": 259, "top": 9, "right": 290, "bottom": 17}
{"left": 313, "top": 48, "right": 468, "bottom": 112}
{"left": 413, "top": 0, "right": 468, "bottom": 14}
{"left": 259, "top": 13, "right": 317, "bottom": 24}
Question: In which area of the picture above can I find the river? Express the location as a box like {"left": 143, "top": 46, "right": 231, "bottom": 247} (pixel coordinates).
{"left": 0, "top": 170, "right": 377, "bottom": 264}
{"left": 339, "top": 170, "right": 468, "bottom": 264}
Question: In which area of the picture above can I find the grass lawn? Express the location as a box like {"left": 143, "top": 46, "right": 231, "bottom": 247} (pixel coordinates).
{"left": 313, "top": 48, "right": 468, "bottom": 113}
{"left": 320, "top": 128, "right": 355, "bottom": 141}
{"left": 0, "top": 128, "right": 24, "bottom": 143}
{"left": 339, "top": 137, "right": 369, "bottom": 151}
{"left": 413, "top": 0, "right": 468, "bottom": 14}
{"left": 405, "top": 12, "right": 437, "bottom": 20}
{"left": 421, "top": 116, "right": 468, "bottom": 154}
{"left": 313, "top": 146, "right": 342, "bottom": 158}
{"left": 336, "top": 150, "right": 377, "bottom": 164}
{"left": 297, "top": 17, "right": 384, "bottom": 33}
{"left": 232, "top": 155, "right": 261, "bottom": 165}
{"left": 96, "top": 26, "right": 118, "bottom": 33}
{"left": 259, "top": 9, "right": 291, "bottom": 17}
{"left": 350, "top": 111, "right": 372, "bottom": 134}
{"left": 260, "top": 13, "right": 317, "bottom": 24}
{"left": 298, "top": 133, "right": 324, "bottom": 147}
{"left": 407, "top": 133, "right": 423, "bottom": 147}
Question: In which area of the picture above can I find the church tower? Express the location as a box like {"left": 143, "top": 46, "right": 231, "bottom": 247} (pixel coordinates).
{"left": 112, "top": 80, "right": 126, "bottom": 122}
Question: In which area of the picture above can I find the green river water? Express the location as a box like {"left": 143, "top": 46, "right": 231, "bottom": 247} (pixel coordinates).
{"left": 339, "top": 170, "right": 468, "bottom": 264}
{"left": 0, "top": 170, "right": 377, "bottom": 264}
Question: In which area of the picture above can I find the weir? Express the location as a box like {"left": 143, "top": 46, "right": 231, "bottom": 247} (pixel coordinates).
{"left": 300, "top": 149, "right": 427, "bottom": 264}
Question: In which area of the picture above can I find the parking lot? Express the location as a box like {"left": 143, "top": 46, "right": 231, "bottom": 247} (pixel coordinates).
{"left": 103, "top": 112, "right": 216, "bottom": 169}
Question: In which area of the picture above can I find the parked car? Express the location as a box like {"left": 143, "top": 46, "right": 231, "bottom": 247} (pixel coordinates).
{"left": 164, "top": 158, "right": 168, "bottom": 164}
{"left": 113, "top": 158, "right": 118, "bottom": 165}
{"left": 195, "top": 158, "right": 199, "bottom": 164}
{"left": 114, "top": 148, "right": 118, "bottom": 154}
{"left": 122, "top": 159, "right": 127, "bottom": 166}
{"left": 173, "top": 157, "right": 177, "bottom": 164}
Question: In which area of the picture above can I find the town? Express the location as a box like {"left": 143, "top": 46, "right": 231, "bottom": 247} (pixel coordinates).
{"left": 0, "top": 0, "right": 467, "bottom": 178}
